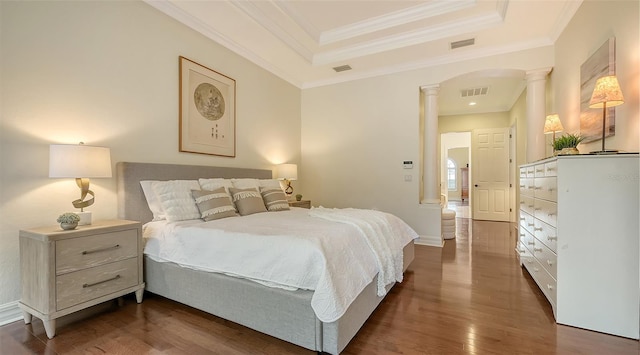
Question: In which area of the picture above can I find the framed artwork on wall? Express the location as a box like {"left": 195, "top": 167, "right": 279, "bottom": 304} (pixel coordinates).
{"left": 179, "top": 56, "right": 236, "bottom": 157}
{"left": 580, "top": 37, "right": 615, "bottom": 144}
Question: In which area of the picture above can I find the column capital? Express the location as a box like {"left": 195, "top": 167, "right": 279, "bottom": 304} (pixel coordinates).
{"left": 525, "top": 67, "right": 553, "bottom": 82}
{"left": 420, "top": 85, "right": 440, "bottom": 95}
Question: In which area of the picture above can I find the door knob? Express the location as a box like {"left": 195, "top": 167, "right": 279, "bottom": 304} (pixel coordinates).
{"left": 474, "top": 184, "right": 479, "bottom": 187}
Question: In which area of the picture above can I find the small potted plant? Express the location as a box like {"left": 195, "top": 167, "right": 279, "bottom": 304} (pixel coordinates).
{"left": 57, "top": 212, "right": 80, "bottom": 230}
{"left": 553, "top": 133, "right": 584, "bottom": 155}
{"left": 295, "top": 194, "right": 303, "bottom": 201}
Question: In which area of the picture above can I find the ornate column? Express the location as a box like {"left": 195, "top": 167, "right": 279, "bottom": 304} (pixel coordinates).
{"left": 526, "top": 68, "right": 552, "bottom": 162}
{"left": 420, "top": 85, "right": 440, "bottom": 204}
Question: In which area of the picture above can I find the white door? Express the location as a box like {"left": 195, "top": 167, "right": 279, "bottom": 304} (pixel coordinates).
{"left": 472, "top": 128, "right": 510, "bottom": 222}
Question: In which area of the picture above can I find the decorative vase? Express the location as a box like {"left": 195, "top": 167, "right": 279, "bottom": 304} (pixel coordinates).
{"left": 60, "top": 222, "right": 78, "bottom": 230}
{"left": 559, "top": 147, "right": 580, "bottom": 155}
{"left": 295, "top": 195, "right": 302, "bottom": 201}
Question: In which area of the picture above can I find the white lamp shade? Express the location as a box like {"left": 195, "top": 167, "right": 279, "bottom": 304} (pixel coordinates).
{"left": 49, "top": 144, "right": 112, "bottom": 178}
{"left": 276, "top": 163, "right": 298, "bottom": 181}
{"left": 544, "top": 114, "right": 564, "bottom": 134}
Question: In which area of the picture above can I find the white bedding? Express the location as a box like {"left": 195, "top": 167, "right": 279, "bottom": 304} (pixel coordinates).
{"left": 143, "top": 207, "right": 418, "bottom": 322}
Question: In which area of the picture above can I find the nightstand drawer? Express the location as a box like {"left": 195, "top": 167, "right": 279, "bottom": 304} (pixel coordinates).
{"left": 56, "top": 229, "right": 138, "bottom": 275}
{"left": 56, "top": 258, "right": 138, "bottom": 310}
{"left": 289, "top": 200, "right": 311, "bottom": 209}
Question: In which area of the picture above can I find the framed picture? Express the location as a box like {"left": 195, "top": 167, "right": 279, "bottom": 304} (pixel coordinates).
{"left": 179, "top": 56, "right": 236, "bottom": 157}
{"left": 580, "top": 38, "right": 615, "bottom": 143}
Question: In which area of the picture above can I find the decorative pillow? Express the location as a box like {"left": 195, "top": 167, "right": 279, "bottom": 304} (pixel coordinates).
{"left": 260, "top": 187, "right": 290, "bottom": 211}
{"left": 231, "top": 178, "right": 261, "bottom": 190}
{"left": 140, "top": 180, "right": 166, "bottom": 221}
{"left": 191, "top": 188, "right": 237, "bottom": 221}
{"left": 152, "top": 180, "right": 201, "bottom": 221}
{"left": 229, "top": 187, "right": 267, "bottom": 216}
{"left": 198, "top": 178, "right": 234, "bottom": 193}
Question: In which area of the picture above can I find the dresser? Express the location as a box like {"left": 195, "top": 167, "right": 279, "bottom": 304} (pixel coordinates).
{"left": 518, "top": 154, "right": 639, "bottom": 339}
{"left": 19, "top": 219, "right": 145, "bottom": 338}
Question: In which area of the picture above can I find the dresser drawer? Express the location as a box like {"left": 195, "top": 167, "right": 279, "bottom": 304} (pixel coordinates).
{"left": 534, "top": 219, "right": 557, "bottom": 253}
{"left": 520, "top": 195, "right": 534, "bottom": 215}
{"left": 519, "top": 227, "right": 535, "bottom": 253}
{"left": 532, "top": 238, "right": 557, "bottom": 280}
{"left": 523, "top": 256, "right": 557, "bottom": 305}
{"left": 534, "top": 199, "right": 557, "bottom": 227}
{"left": 519, "top": 210, "right": 535, "bottom": 235}
{"left": 56, "top": 229, "right": 138, "bottom": 275}
{"left": 56, "top": 258, "right": 138, "bottom": 310}
{"left": 534, "top": 177, "right": 557, "bottom": 202}
{"left": 534, "top": 164, "right": 546, "bottom": 178}
{"left": 544, "top": 161, "right": 557, "bottom": 177}
{"left": 520, "top": 178, "right": 534, "bottom": 197}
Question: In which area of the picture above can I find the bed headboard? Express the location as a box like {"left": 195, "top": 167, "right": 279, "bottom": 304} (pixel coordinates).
{"left": 116, "top": 162, "right": 272, "bottom": 223}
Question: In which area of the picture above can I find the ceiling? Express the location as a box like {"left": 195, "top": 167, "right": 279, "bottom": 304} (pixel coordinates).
{"left": 145, "top": 0, "right": 581, "bottom": 116}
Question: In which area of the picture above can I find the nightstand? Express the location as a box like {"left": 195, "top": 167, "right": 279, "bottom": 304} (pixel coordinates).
{"left": 288, "top": 200, "right": 311, "bottom": 209}
{"left": 19, "top": 219, "right": 145, "bottom": 338}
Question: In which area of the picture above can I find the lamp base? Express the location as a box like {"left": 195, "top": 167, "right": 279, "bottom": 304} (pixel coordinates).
{"left": 77, "top": 211, "right": 92, "bottom": 225}
{"left": 590, "top": 149, "right": 619, "bottom": 155}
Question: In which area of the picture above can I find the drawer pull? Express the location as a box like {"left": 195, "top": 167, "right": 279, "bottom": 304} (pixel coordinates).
{"left": 83, "top": 274, "right": 121, "bottom": 288}
{"left": 519, "top": 217, "right": 525, "bottom": 221}
{"left": 534, "top": 208, "right": 541, "bottom": 211}
{"left": 528, "top": 223, "right": 534, "bottom": 227}
{"left": 547, "top": 260, "right": 553, "bottom": 266}
{"left": 519, "top": 233, "right": 525, "bottom": 237}
{"left": 534, "top": 186, "right": 542, "bottom": 190}
{"left": 528, "top": 205, "right": 534, "bottom": 208}
{"left": 520, "top": 201, "right": 525, "bottom": 204}
{"left": 548, "top": 188, "right": 555, "bottom": 192}
{"left": 547, "top": 212, "right": 556, "bottom": 217}
{"left": 527, "top": 241, "right": 534, "bottom": 245}
{"left": 534, "top": 247, "right": 543, "bottom": 252}
{"left": 546, "top": 167, "right": 555, "bottom": 171}
{"left": 534, "top": 227, "right": 542, "bottom": 231}
{"left": 536, "top": 169, "right": 543, "bottom": 173}
{"left": 547, "top": 236, "right": 557, "bottom": 241}
{"left": 519, "top": 185, "right": 525, "bottom": 188}
{"left": 82, "top": 244, "right": 120, "bottom": 255}
{"left": 547, "top": 284, "right": 554, "bottom": 290}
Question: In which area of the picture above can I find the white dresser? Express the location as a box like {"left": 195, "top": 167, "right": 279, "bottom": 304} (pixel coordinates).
{"left": 518, "top": 154, "right": 639, "bottom": 339}
{"left": 19, "top": 219, "right": 145, "bottom": 338}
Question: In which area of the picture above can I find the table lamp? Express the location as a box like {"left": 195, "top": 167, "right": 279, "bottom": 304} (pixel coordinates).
{"left": 276, "top": 163, "right": 298, "bottom": 196}
{"left": 588, "top": 75, "right": 624, "bottom": 154}
{"left": 49, "top": 143, "right": 112, "bottom": 225}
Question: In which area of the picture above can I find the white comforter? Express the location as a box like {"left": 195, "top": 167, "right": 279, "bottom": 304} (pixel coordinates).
{"left": 143, "top": 207, "right": 418, "bottom": 322}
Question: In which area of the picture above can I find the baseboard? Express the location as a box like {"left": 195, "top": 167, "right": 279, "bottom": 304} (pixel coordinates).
{"left": 414, "top": 235, "right": 443, "bottom": 247}
{"left": 0, "top": 301, "right": 23, "bottom": 326}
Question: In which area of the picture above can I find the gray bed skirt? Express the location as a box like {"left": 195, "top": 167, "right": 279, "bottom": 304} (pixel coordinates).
{"left": 116, "top": 161, "right": 416, "bottom": 354}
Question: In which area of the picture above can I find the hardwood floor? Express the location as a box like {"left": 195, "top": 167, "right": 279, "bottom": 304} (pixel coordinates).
{"left": 2, "top": 218, "right": 638, "bottom": 354}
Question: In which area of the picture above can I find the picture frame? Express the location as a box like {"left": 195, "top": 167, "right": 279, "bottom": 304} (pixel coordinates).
{"left": 580, "top": 38, "right": 615, "bottom": 143}
{"left": 179, "top": 56, "right": 236, "bottom": 157}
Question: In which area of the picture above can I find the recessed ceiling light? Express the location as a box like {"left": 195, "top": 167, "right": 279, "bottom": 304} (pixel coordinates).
{"left": 469, "top": 102, "right": 477, "bottom": 106}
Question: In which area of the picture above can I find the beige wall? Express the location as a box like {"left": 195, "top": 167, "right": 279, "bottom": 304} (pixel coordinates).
{"left": 551, "top": 0, "right": 639, "bottom": 153}
{"left": 0, "top": 1, "right": 301, "bottom": 305}
{"left": 301, "top": 47, "right": 553, "bottom": 241}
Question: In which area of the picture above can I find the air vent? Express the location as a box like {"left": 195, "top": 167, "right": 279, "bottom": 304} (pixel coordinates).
{"left": 461, "top": 87, "right": 489, "bottom": 97}
{"left": 333, "top": 65, "right": 352, "bottom": 72}
{"left": 450, "top": 38, "right": 475, "bottom": 50}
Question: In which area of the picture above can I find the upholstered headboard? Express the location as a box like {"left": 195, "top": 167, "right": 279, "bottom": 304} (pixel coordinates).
{"left": 116, "top": 162, "right": 272, "bottom": 223}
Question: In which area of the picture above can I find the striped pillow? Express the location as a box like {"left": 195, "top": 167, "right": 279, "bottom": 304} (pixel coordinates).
{"left": 191, "top": 188, "right": 237, "bottom": 221}
{"left": 260, "top": 187, "right": 290, "bottom": 211}
{"left": 229, "top": 187, "right": 267, "bottom": 216}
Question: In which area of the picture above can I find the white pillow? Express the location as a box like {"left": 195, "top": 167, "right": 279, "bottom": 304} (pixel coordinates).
{"left": 259, "top": 179, "right": 284, "bottom": 191}
{"left": 231, "top": 178, "right": 260, "bottom": 190}
{"left": 152, "top": 180, "right": 201, "bottom": 221}
{"left": 140, "top": 180, "right": 166, "bottom": 221}
{"left": 199, "top": 178, "right": 234, "bottom": 193}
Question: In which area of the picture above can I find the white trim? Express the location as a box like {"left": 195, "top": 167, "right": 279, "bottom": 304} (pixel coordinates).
{"left": 0, "top": 301, "right": 23, "bottom": 326}
{"left": 414, "top": 235, "right": 444, "bottom": 247}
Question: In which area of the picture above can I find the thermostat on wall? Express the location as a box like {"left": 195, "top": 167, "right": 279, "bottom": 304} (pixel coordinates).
{"left": 403, "top": 161, "right": 413, "bottom": 169}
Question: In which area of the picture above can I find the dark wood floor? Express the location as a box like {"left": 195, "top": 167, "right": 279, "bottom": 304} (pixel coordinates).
{"left": 2, "top": 218, "right": 638, "bottom": 354}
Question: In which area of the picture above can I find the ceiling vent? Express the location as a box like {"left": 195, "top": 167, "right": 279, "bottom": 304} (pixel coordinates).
{"left": 450, "top": 38, "right": 475, "bottom": 50}
{"left": 461, "top": 87, "right": 489, "bottom": 97}
{"left": 333, "top": 65, "right": 352, "bottom": 73}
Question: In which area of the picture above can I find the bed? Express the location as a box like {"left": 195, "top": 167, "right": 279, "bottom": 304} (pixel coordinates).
{"left": 116, "top": 161, "right": 416, "bottom": 354}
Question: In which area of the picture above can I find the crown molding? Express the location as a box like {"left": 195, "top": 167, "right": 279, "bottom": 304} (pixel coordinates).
{"left": 318, "top": 0, "right": 476, "bottom": 45}
{"left": 229, "top": 1, "right": 314, "bottom": 62}
{"left": 143, "top": 0, "right": 303, "bottom": 88}
{"left": 303, "top": 37, "right": 553, "bottom": 89}
{"left": 312, "top": 10, "right": 505, "bottom": 66}
{"left": 548, "top": 0, "right": 583, "bottom": 42}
